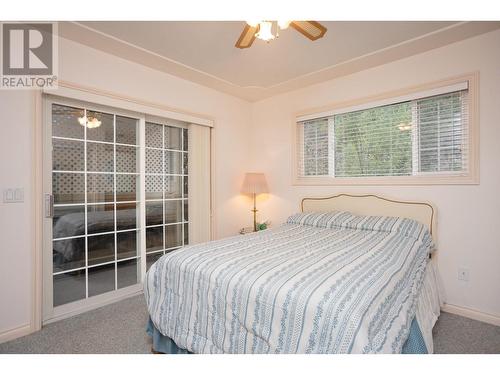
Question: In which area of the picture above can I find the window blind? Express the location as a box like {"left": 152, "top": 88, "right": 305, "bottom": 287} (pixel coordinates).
{"left": 297, "top": 88, "right": 469, "bottom": 179}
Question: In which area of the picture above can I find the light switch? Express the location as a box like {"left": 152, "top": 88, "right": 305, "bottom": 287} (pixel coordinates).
{"left": 14, "top": 188, "right": 24, "bottom": 202}
{"left": 3, "top": 188, "right": 24, "bottom": 203}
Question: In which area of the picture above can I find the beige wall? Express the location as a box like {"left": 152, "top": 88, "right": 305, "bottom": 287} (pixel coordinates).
{"left": 1, "top": 28, "right": 499, "bottom": 341}
{"left": 0, "top": 37, "right": 254, "bottom": 338}
{"left": 250, "top": 29, "right": 500, "bottom": 319}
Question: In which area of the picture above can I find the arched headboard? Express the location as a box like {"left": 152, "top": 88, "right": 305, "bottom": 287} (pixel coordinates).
{"left": 301, "top": 193, "right": 436, "bottom": 240}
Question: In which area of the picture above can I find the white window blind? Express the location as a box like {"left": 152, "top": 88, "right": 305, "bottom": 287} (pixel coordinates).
{"left": 297, "top": 86, "right": 470, "bottom": 180}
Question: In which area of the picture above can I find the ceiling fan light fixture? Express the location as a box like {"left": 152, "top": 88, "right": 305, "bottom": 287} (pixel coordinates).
{"left": 78, "top": 116, "right": 102, "bottom": 129}
{"left": 278, "top": 20, "right": 291, "bottom": 30}
{"left": 235, "top": 20, "right": 327, "bottom": 49}
{"left": 255, "top": 21, "right": 275, "bottom": 42}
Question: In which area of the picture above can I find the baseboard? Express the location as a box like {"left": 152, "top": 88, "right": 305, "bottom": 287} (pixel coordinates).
{"left": 0, "top": 324, "right": 33, "bottom": 344}
{"left": 442, "top": 303, "right": 500, "bottom": 327}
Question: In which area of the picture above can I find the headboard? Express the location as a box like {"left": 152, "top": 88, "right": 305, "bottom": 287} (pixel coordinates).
{"left": 301, "top": 193, "right": 436, "bottom": 240}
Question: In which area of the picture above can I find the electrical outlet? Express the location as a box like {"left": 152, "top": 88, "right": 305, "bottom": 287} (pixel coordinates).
{"left": 458, "top": 267, "right": 470, "bottom": 282}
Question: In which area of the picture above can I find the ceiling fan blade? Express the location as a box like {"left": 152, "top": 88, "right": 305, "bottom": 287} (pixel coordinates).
{"left": 290, "top": 21, "right": 327, "bottom": 41}
{"left": 235, "top": 24, "right": 258, "bottom": 49}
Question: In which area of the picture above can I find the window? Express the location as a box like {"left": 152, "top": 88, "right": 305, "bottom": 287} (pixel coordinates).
{"left": 295, "top": 77, "right": 477, "bottom": 184}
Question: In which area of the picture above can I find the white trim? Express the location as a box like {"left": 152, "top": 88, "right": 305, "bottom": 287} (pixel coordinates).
{"left": 44, "top": 81, "right": 214, "bottom": 127}
{"left": 32, "top": 91, "right": 44, "bottom": 334}
{"left": 0, "top": 324, "right": 33, "bottom": 345}
{"left": 442, "top": 303, "right": 500, "bottom": 327}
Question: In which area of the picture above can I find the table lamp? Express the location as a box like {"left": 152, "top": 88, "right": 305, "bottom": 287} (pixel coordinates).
{"left": 241, "top": 173, "right": 269, "bottom": 232}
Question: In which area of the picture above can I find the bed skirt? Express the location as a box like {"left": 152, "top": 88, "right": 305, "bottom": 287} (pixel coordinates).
{"left": 146, "top": 317, "right": 427, "bottom": 354}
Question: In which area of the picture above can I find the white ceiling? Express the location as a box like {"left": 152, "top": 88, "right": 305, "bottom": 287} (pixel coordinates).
{"left": 61, "top": 21, "right": 500, "bottom": 101}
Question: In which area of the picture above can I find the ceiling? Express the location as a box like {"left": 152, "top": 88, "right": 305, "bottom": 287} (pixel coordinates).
{"left": 60, "top": 21, "right": 500, "bottom": 101}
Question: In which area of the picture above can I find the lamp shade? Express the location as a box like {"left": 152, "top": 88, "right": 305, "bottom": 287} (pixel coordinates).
{"left": 241, "top": 173, "right": 269, "bottom": 195}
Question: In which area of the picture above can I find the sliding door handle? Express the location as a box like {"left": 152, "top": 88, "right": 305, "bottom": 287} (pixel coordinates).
{"left": 44, "top": 193, "right": 54, "bottom": 218}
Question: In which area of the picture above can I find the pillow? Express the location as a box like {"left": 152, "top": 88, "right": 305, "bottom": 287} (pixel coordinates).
{"left": 286, "top": 211, "right": 432, "bottom": 245}
{"left": 286, "top": 211, "right": 352, "bottom": 228}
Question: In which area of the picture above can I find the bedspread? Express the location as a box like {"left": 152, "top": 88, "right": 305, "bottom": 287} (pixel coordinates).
{"left": 144, "top": 212, "right": 432, "bottom": 353}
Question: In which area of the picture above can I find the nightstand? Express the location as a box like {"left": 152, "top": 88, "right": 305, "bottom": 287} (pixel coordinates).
{"left": 239, "top": 226, "right": 269, "bottom": 235}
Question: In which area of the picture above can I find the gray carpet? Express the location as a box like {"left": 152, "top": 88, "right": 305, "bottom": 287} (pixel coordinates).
{"left": 1, "top": 294, "right": 499, "bottom": 354}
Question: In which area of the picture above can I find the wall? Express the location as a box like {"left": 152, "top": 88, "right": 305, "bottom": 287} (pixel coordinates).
{"left": 2, "top": 28, "right": 499, "bottom": 342}
{"left": 250, "top": 29, "right": 500, "bottom": 319}
{"left": 0, "top": 37, "right": 253, "bottom": 339}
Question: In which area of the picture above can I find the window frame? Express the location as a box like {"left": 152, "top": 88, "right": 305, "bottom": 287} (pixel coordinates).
{"left": 292, "top": 73, "right": 479, "bottom": 186}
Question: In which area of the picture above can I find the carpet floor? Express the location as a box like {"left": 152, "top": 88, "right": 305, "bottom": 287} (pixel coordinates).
{"left": 1, "top": 294, "right": 499, "bottom": 354}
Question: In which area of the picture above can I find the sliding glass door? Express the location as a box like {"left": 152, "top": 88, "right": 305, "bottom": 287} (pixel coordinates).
{"left": 43, "top": 97, "right": 189, "bottom": 321}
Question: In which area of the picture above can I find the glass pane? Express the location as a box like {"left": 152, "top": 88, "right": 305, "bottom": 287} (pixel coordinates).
{"left": 145, "top": 122, "right": 163, "bottom": 148}
{"left": 53, "top": 270, "right": 86, "bottom": 306}
{"left": 52, "top": 104, "right": 84, "bottom": 139}
{"left": 146, "top": 175, "right": 163, "bottom": 200}
{"left": 165, "top": 224, "right": 182, "bottom": 249}
{"left": 165, "top": 176, "right": 182, "bottom": 199}
{"left": 53, "top": 237, "right": 85, "bottom": 272}
{"left": 87, "top": 204, "right": 115, "bottom": 235}
{"left": 117, "top": 230, "right": 138, "bottom": 259}
{"left": 146, "top": 148, "right": 163, "bottom": 174}
{"left": 88, "top": 233, "right": 115, "bottom": 266}
{"left": 146, "top": 226, "right": 163, "bottom": 253}
{"left": 53, "top": 139, "right": 84, "bottom": 171}
{"left": 116, "top": 174, "right": 138, "bottom": 202}
{"left": 420, "top": 148, "right": 438, "bottom": 172}
{"left": 116, "top": 116, "right": 138, "bottom": 145}
{"left": 87, "top": 142, "right": 114, "bottom": 172}
{"left": 53, "top": 172, "right": 85, "bottom": 204}
{"left": 165, "top": 151, "right": 182, "bottom": 174}
{"left": 88, "top": 263, "right": 115, "bottom": 297}
{"left": 165, "top": 200, "right": 182, "bottom": 224}
{"left": 333, "top": 101, "right": 412, "bottom": 177}
{"left": 183, "top": 128, "right": 188, "bottom": 151}
{"left": 146, "top": 252, "right": 163, "bottom": 271}
{"left": 184, "top": 200, "right": 188, "bottom": 222}
{"left": 117, "top": 258, "right": 139, "bottom": 289}
{"left": 183, "top": 176, "right": 188, "bottom": 198}
{"left": 116, "top": 145, "right": 138, "bottom": 173}
{"left": 86, "top": 110, "right": 114, "bottom": 143}
{"left": 116, "top": 203, "right": 138, "bottom": 231}
{"left": 53, "top": 205, "right": 85, "bottom": 239}
{"left": 164, "top": 126, "right": 182, "bottom": 150}
{"left": 87, "top": 173, "right": 114, "bottom": 203}
{"left": 183, "top": 153, "right": 188, "bottom": 175}
{"left": 184, "top": 223, "right": 189, "bottom": 245}
{"left": 146, "top": 201, "right": 163, "bottom": 226}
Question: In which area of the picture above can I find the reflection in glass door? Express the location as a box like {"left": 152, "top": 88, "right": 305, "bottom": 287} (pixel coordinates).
{"left": 144, "top": 122, "right": 189, "bottom": 269}
{"left": 49, "top": 102, "right": 142, "bottom": 308}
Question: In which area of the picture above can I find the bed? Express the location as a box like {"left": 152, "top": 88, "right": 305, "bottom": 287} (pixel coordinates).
{"left": 144, "top": 194, "right": 443, "bottom": 354}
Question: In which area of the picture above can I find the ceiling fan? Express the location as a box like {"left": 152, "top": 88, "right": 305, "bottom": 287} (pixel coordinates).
{"left": 235, "top": 21, "right": 327, "bottom": 49}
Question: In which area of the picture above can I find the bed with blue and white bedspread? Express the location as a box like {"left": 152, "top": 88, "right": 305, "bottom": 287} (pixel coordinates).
{"left": 144, "top": 211, "right": 441, "bottom": 354}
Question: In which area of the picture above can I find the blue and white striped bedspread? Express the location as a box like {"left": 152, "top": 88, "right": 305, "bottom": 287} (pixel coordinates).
{"left": 144, "top": 211, "right": 432, "bottom": 354}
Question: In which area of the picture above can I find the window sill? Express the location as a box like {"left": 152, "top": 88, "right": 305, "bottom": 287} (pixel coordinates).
{"left": 292, "top": 174, "right": 479, "bottom": 186}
